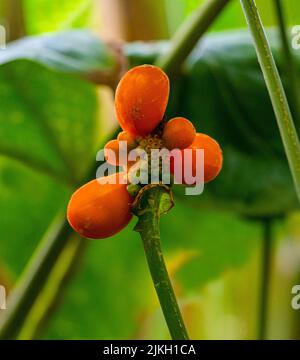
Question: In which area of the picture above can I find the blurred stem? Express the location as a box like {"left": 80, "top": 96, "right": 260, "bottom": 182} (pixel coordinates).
{"left": 0, "top": 218, "right": 73, "bottom": 339}
{"left": 240, "top": 0, "right": 300, "bottom": 202}
{"left": 134, "top": 186, "right": 189, "bottom": 340}
{"left": 96, "top": 0, "right": 169, "bottom": 41}
{"left": 258, "top": 218, "right": 273, "bottom": 340}
{"left": 0, "top": 0, "right": 26, "bottom": 41}
{"left": 273, "top": 0, "right": 300, "bottom": 128}
{"left": 17, "top": 237, "right": 87, "bottom": 340}
{"left": 156, "top": 0, "right": 231, "bottom": 74}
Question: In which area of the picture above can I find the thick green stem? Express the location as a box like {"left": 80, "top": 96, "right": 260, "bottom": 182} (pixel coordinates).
{"left": 156, "top": 0, "right": 231, "bottom": 74}
{"left": 258, "top": 218, "right": 273, "bottom": 340}
{"left": 273, "top": 0, "right": 300, "bottom": 128}
{"left": 134, "top": 186, "right": 189, "bottom": 340}
{"left": 240, "top": 0, "right": 300, "bottom": 202}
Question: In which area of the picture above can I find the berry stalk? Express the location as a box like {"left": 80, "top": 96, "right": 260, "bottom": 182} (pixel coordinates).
{"left": 133, "top": 185, "right": 189, "bottom": 340}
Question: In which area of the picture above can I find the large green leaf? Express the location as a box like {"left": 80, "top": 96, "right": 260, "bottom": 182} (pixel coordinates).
{"left": 0, "top": 60, "right": 100, "bottom": 184}
{"left": 0, "top": 31, "right": 109, "bottom": 279}
{"left": 0, "top": 30, "right": 116, "bottom": 78}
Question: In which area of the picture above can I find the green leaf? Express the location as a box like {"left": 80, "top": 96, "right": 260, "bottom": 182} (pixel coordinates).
{"left": 0, "top": 60, "right": 100, "bottom": 184}
{"left": 0, "top": 30, "right": 120, "bottom": 185}
{"left": 0, "top": 31, "right": 109, "bottom": 282}
{"left": 0, "top": 30, "right": 116, "bottom": 78}
{"left": 0, "top": 29, "right": 120, "bottom": 338}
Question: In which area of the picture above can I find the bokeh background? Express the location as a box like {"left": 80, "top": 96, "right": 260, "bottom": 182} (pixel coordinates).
{"left": 0, "top": 0, "right": 300, "bottom": 339}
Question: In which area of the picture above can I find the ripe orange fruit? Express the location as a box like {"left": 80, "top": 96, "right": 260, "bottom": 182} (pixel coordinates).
{"left": 104, "top": 139, "right": 121, "bottom": 166}
{"left": 67, "top": 173, "right": 133, "bottom": 239}
{"left": 115, "top": 65, "right": 169, "bottom": 137}
{"left": 162, "top": 117, "right": 196, "bottom": 150}
{"left": 170, "top": 133, "right": 223, "bottom": 184}
{"left": 117, "top": 131, "right": 137, "bottom": 150}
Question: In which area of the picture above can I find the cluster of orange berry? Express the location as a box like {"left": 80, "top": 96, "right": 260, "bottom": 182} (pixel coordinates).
{"left": 67, "top": 65, "right": 223, "bottom": 239}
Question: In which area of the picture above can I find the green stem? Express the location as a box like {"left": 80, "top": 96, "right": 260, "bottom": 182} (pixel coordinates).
{"left": 258, "top": 218, "right": 273, "bottom": 340}
{"left": 138, "top": 0, "right": 235, "bottom": 339}
{"left": 156, "top": 0, "right": 231, "bottom": 74}
{"left": 240, "top": 0, "right": 300, "bottom": 202}
{"left": 273, "top": 0, "right": 300, "bottom": 128}
{"left": 0, "top": 218, "right": 73, "bottom": 339}
{"left": 134, "top": 186, "right": 189, "bottom": 340}
{"left": 18, "top": 237, "right": 87, "bottom": 340}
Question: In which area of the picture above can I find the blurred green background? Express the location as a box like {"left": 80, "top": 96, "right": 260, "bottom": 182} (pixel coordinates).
{"left": 0, "top": 0, "right": 300, "bottom": 340}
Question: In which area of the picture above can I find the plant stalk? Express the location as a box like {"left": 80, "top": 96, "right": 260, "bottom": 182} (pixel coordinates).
{"left": 240, "top": 0, "right": 300, "bottom": 202}
{"left": 135, "top": 186, "right": 189, "bottom": 340}
{"left": 273, "top": 0, "right": 300, "bottom": 128}
{"left": 156, "top": 0, "right": 231, "bottom": 74}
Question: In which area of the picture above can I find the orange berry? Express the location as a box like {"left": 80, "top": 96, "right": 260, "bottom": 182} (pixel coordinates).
{"left": 162, "top": 117, "right": 196, "bottom": 150}
{"left": 117, "top": 131, "right": 137, "bottom": 150}
{"left": 104, "top": 139, "right": 126, "bottom": 166}
{"left": 67, "top": 173, "right": 133, "bottom": 239}
{"left": 115, "top": 65, "right": 169, "bottom": 137}
{"left": 193, "top": 133, "right": 223, "bottom": 183}
{"left": 171, "top": 133, "right": 223, "bottom": 184}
